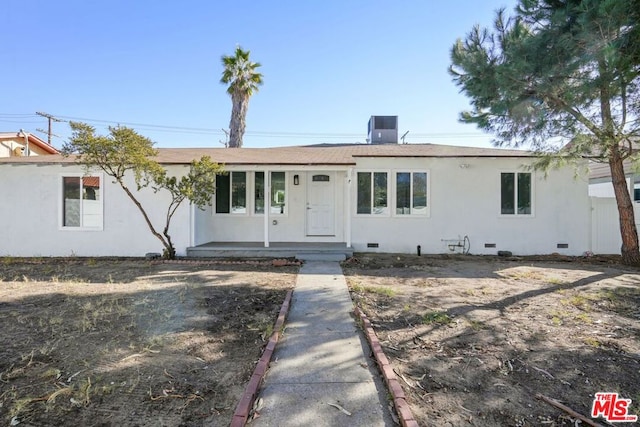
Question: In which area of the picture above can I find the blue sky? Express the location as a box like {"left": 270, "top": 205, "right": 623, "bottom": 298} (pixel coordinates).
{"left": 3, "top": 0, "right": 517, "bottom": 149}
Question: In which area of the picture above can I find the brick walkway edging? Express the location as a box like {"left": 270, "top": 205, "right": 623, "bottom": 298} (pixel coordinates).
{"left": 354, "top": 306, "right": 419, "bottom": 427}
{"left": 230, "top": 289, "right": 293, "bottom": 427}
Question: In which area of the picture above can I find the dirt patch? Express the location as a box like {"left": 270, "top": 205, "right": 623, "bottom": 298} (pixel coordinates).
{"left": 343, "top": 253, "right": 640, "bottom": 426}
{"left": 0, "top": 258, "right": 297, "bottom": 426}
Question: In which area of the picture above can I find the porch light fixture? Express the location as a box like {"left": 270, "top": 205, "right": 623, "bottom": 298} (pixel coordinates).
{"left": 293, "top": 174, "right": 299, "bottom": 185}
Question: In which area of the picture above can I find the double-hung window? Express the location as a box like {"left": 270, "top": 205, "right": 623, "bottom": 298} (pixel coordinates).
{"left": 254, "top": 172, "right": 287, "bottom": 214}
{"left": 216, "top": 172, "right": 247, "bottom": 214}
{"left": 62, "top": 175, "right": 103, "bottom": 229}
{"left": 357, "top": 172, "right": 388, "bottom": 215}
{"left": 501, "top": 172, "right": 532, "bottom": 215}
{"left": 395, "top": 172, "right": 427, "bottom": 215}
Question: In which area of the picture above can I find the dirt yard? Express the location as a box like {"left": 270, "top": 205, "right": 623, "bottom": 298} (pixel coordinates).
{"left": 343, "top": 254, "right": 640, "bottom": 427}
{"left": 0, "top": 258, "right": 297, "bottom": 427}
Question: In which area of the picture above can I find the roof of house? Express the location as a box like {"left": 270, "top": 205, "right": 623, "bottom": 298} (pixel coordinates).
{"left": 0, "top": 132, "right": 59, "bottom": 154}
{"left": 0, "top": 143, "right": 533, "bottom": 166}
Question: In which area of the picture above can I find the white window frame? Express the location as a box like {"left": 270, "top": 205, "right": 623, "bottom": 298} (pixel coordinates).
{"left": 262, "top": 171, "right": 288, "bottom": 216}
{"left": 392, "top": 170, "right": 430, "bottom": 217}
{"left": 213, "top": 171, "right": 248, "bottom": 216}
{"left": 59, "top": 173, "right": 104, "bottom": 231}
{"left": 499, "top": 171, "right": 534, "bottom": 217}
{"left": 355, "top": 170, "right": 390, "bottom": 216}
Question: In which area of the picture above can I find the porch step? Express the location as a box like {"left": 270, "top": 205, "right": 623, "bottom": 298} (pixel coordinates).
{"left": 295, "top": 252, "right": 347, "bottom": 262}
{"left": 186, "top": 242, "right": 353, "bottom": 261}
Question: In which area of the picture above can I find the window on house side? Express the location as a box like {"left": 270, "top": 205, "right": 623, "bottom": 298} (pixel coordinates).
{"left": 215, "top": 172, "right": 247, "bottom": 214}
{"left": 396, "top": 172, "right": 427, "bottom": 215}
{"left": 62, "top": 176, "right": 102, "bottom": 228}
{"left": 501, "top": 172, "right": 531, "bottom": 215}
{"left": 357, "top": 172, "right": 387, "bottom": 215}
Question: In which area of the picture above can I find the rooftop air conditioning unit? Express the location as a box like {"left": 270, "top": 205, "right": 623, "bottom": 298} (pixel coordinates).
{"left": 367, "top": 116, "right": 398, "bottom": 144}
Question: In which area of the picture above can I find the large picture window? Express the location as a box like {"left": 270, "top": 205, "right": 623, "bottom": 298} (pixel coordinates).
{"left": 501, "top": 172, "right": 532, "bottom": 215}
{"left": 216, "top": 172, "right": 246, "bottom": 214}
{"left": 357, "top": 172, "right": 388, "bottom": 214}
{"left": 396, "top": 172, "right": 427, "bottom": 215}
{"left": 62, "top": 175, "right": 102, "bottom": 228}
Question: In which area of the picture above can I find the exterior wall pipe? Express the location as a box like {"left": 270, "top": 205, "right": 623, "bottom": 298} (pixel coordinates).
{"left": 19, "top": 129, "right": 29, "bottom": 156}
{"left": 346, "top": 168, "right": 353, "bottom": 248}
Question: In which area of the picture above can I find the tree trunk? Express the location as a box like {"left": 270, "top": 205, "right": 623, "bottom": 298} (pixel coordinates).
{"left": 162, "top": 242, "right": 176, "bottom": 260}
{"left": 162, "top": 225, "right": 176, "bottom": 260}
{"left": 118, "top": 180, "right": 173, "bottom": 258}
{"left": 609, "top": 150, "right": 640, "bottom": 265}
{"left": 228, "top": 93, "right": 248, "bottom": 148}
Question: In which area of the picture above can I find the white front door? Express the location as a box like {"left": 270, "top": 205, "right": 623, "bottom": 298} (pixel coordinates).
{"left": 306, "top": 172, "right": 335, "bottom": 236}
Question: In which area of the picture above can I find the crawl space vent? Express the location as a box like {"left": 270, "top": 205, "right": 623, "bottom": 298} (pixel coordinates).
{"left": 484, "top": 243, "right": 497, "bottom": 248}
{"left": 557, "top": 243, "right": 569, "bottom": 249}
{"left": 367, "top": 243, "right": 379, "bottom": 248}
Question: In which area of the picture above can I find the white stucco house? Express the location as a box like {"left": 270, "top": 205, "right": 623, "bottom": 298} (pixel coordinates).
{"left": 0, "top": 142, "right": 593, "bottom": 259}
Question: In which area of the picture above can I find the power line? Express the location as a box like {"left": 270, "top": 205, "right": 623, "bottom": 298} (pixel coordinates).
{"left": 55, "top": 115, "right": 222, "bottom": 133}
{"left": 0, "top": 113, "right": 39, "bottom": 117}
{"left": 0, "top": 119, "right": 41, "bottom": 124}
{"left": 52, "top": 114, "right": 491, "bottom": 138}
{"left": 36, "top": 128, "right": 60, "bottom": 140}
{"left": 3, "top": 112, "right": 493, "bottom": 142}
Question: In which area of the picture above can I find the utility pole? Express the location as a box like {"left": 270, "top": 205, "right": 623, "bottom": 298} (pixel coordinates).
{"left": 35, "top": 112, "right": 64, "bottom": 145}
{"left": 401, "top": 131, "right": 410, "bottom": 145}
{"left": 220, "top": 128, "right": 229, "bottom": 148}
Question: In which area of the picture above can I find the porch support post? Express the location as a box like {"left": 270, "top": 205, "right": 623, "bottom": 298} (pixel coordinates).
{"left": 264, "top": 169, "right": 270, "bottom": 247}
{"left": 346, "top": 168, "right": 353, "bottom": 248}
{"left": 189, "top": 202, "right": 195, "bottom": 247}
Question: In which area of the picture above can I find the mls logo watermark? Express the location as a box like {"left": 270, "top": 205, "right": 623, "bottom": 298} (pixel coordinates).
{"left": 591, "top": 392, "right": 638, "bottom": 423}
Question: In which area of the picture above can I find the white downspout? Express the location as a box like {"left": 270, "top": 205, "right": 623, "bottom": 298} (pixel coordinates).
{"left": 264, "top": 170, "right": 270, "bottom": 247}
{"left": 346, "top": 168, "right": 353, "bottom": 248}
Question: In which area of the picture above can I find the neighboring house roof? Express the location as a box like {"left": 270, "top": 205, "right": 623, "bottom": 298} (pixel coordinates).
{"left": 589, "top": 160, "right": 640, "bottom": 181}
{"left": 62, "top": 176, "right": 100, "bottom": 188}
{"left": 82, "top": 176, "right": 100, "bottom": 188}
{"left": 0, "top": 132, "right": 59, "bottom": 154}
{"left": 0, "top": 143, "right": 533, "bottom": 166}
{"left": 589, "top": 162, "right": 612, "bottom": 180}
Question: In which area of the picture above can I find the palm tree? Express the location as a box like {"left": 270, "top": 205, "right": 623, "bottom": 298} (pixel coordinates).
{"left": 220, "top": 46, "right": 263, "bottom": 148}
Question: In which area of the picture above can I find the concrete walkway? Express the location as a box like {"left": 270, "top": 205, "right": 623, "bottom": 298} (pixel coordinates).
{"left": 251, "top": 261, "right": 392, "bottom": 427}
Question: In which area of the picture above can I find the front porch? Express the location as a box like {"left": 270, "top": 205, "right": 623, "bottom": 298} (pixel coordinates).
{"left": 186, "top": 241, "right": 354, "bottom": 261}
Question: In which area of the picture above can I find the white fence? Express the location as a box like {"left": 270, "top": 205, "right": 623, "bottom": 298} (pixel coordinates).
{"left": 591, "top": 197, "right": 640, "bottom": 254}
